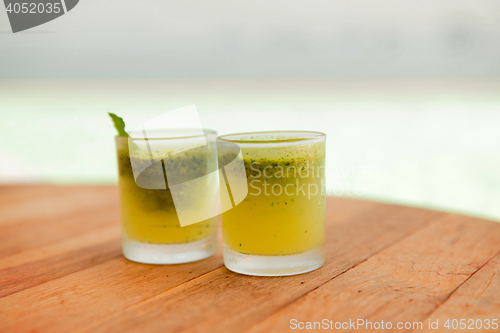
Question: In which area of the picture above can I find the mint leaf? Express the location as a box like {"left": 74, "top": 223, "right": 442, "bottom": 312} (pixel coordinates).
{"left": 108, "top": 113, "right": 129, "bottom": 137}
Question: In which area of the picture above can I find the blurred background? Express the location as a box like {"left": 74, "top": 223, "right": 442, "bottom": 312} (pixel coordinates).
{"left": 1, "top": 0, "right": 499, "bottom": 221}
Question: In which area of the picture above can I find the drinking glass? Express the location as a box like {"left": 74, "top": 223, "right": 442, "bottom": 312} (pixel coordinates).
{"left": 217, "top": 131, "right": 326, "bottom": 276}
{"left": 115, "top": 129, "right": 218, "bottom": 264}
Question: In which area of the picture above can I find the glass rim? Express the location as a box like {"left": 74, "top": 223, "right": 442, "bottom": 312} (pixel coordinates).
{"left": 216, "top": 130, "right": 326, "bottom": 144}
{"left": 115, "top": 128, "right": 217, "bottom": 141}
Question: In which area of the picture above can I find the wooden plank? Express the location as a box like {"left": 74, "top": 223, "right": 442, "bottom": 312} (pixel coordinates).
{"left": 76, "top": 205, "right": 442, "bottom": 333}
{"left": 0, "top": 248, "right": 224, "bottom": 333}
{"left": 420, "top": 252, "right": 500, "bottom": 332}
{"left": 0, "top": 197, "right": 380, "bottom": 333}
{"left": 247, "top": 214, "right": 500, "bottom": 333}
{"left": 0, "top": 226, "right": 121, "bottom": 298}
{"left": 0, "top": 185, "right": 59, "bottom": 205}
{"left": 0, "top": 186, "right": 120, "bottom": 256}
{"left": 0, "top": 186, "right": 118, "bottom": 224}
{"left": 0, "top": 186, "right": 121, "bottom": 296}
{"left": 0, "top": 207, "right": 120, "bottom": 256}
{"left": 1, "top": 186, "right": 498, "bottom": 333}
{"left": 0, "top": 225, "right": 119, "bottom": 270}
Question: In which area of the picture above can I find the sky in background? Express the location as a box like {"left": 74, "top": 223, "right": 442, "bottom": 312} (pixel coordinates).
{"left": 1, "top": 0, "right": 500, "bottom": 78}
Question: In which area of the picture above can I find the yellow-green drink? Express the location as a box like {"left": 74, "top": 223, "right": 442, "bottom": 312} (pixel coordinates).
{"left": 115, "top": 130, "right": 218, "bottom": 264}
{"left": 218, "top": 131, "right": 326, "bottom": 276}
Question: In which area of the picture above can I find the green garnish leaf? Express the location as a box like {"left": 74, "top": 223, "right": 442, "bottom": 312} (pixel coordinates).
{"left": 108, "top": 113, "right": 129, "bottom": 137}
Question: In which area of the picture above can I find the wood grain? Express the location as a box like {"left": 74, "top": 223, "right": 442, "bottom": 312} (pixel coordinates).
{"left": 421, "top": 252, "right": 500, "bottom": 332}
{"left": 0, "top": 192, "right": 377, "bottom": 333}
{"left": 248, "top": 214, "right": 500, "bottom": 332}
{"left": 0, "top": 225, "right": 119, "bottom": 270}
{"left": 86, "top": 205, "right": 441, "bottom": 332}
{"left": 0, "top": 186, "right": 119, "bottom": 255}
{"left": 0, "top": 186, "right": 118, "bottom": 224}
{"left": 0, "top": 186, "right": 499, "bottom": 333}
{"left": 0, "top": 233, "right": 121, "bottom": 298}
{"left": 0, "top": 185, "right": 58, "bottom": 205}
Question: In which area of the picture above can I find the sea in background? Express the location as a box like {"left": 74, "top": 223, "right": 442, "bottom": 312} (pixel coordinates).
{"left": 1, "top": 79, "right": 499, "bottom": 222}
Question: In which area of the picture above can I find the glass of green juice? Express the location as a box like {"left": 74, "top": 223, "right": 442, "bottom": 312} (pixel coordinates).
{"left": 217, "top": 131, "right": 326, "bottom": 276}
{"left": 115, "top": 129, "right": 219, "bottom": 264}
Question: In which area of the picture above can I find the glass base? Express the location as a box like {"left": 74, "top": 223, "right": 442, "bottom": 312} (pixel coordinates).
{"left": 223, "top": 245, "right": 325, "bottom": 276}
{"left": 122, "top": 234, "right": 216, "bottom": 264}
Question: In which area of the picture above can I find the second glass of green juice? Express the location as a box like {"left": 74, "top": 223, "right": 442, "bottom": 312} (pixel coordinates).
{"left": 217, "top": 131, "right": 326, "bottom": 276}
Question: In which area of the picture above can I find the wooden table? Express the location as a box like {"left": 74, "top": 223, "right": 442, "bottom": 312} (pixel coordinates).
{"left": 1, "top": 186, "right": 499, "bottom": 332}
